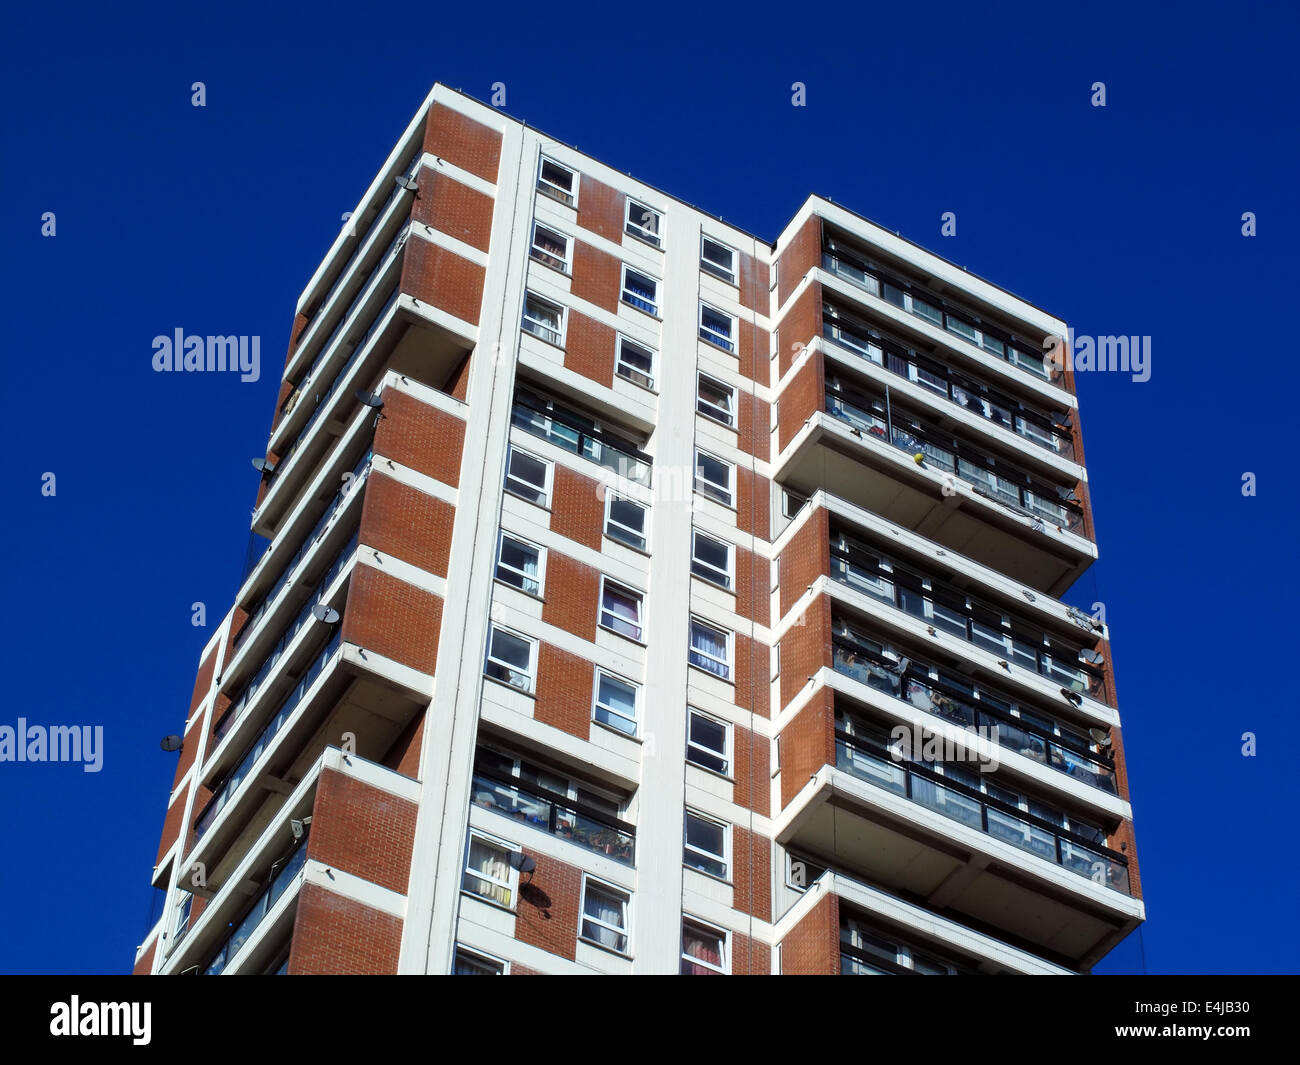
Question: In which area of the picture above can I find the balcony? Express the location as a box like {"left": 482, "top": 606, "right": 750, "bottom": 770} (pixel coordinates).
{"left": 511, "top": 386, "right": 652, "bottom": 488}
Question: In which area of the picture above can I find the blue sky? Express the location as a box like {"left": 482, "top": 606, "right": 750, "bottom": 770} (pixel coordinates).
{"left": 1, "top": 0, "right": 1295, "bottom": 974}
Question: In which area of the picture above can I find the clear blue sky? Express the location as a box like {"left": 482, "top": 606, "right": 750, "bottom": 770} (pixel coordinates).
{"left": 1, "top": 0, "right": 1295, "bottom": 974}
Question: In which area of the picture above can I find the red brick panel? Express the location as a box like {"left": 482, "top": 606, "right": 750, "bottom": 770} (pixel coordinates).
{"left": 779, "top": 687, "right": 836, "bottom": 809}
{"left": 155, "top": 792, "right": 186, "bottom": 867}
{"left": 733, "top": 633, "right": 770, "bottom": 719}
{"left": 564, "top": 310, "right": 616, "bottom": 388}
{"left": 778, "top": 507, "right": 830, "bottom": 619}
{"left": 411, "top": 172, "right": 495, "bottom": 252}
{"left": 515, "top": 851, "right": 582, "bottom": 962}
{"left": 732, "top": 725, "right": 769, "bottom": 817}
{"left": 737, "top": 390, "right": 770, "bottom": 462}
{"left": 733, "top": 931, "right": 772, "bottom": 975}
{"left": 733, "top": 544, "right": 768, "bottom": 627}
{"left": 780, "top": 892, "right": 839, "bottom": 975}
{"left": 540, "top": 553, "right": 600, "bottom": 642}
{"left": 576, "top": 174, "right": 626, "bottom": 243}
{"left": 307, "top": 767, "right": 418, "bottom": 894}
{"left": 777, "top": 216, "right": 822, "bottom": 310}
{"left": 550, "top": 464, "right": 605, "bottom": 552}
{"left": 738, "top": 320, "right": 770, "bottom": 388}
{"left": 776, "top": 353, "right": 825, "bottom": 453}
{"left": 777, "top": 284, "right": 823, "bottom": 380}
{"left": 401, "top": 238, "right": 486, "bottom": 326}
{"left": 341, "top": 566, "right": 443, "bottom": 675}
{"left": 732, "top": 825, "right": 771, "bottom": 921}
{"left": 777, "top": 596, "right": 832, "bottom": 717}
{"left": 443, "top": 352, "right": 472, "bottom": 400}
{"left": 382, "top": 708, "right": 425, "bottom": 780}
{"left": 373, "top": 387, "right": 465, "bottom": 487}
{"left": 287, "top": 883, "right": 403, "bottom": 974}
{"left": 738, "top": 252, "right": 769, "bottom": 314}
{"left": 736, "top": 469, "right": 771, "bottom": 543}
{"left": 169, "top": 713, "right": 203, "bottom": 792}
{"left": 423, "top": 103, "right": 502, "bottom": 184}
{"left": 188, "top": 647, "right": 217, "bottom": 716}
{"left": 570, "top": 241, "right": 620, "bottom": 314}
{"left": 359, "top": 472, "right": 456, "bottom": 577}
{"left": 534, "top": 644, "right": 595, "bottom": 741}
{"left": 132, "top": 940, "right": 156, "bottom": 976}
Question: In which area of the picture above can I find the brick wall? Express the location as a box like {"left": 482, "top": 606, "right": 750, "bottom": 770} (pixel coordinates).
{"left": 515, "top": 850, "right": 582, "bottom": 962}
{"left": 381, "top": 708, "right": 424, "bottom": 780}
{"left": 306, "top": 767, "right": 418, "bottom": 894}
{"left": 733, "top": 931, "right": 772, "bottom": 975}
{"left": 570, "top": 241, "right": 620, "bottom": 313}
{"left": 287, "top": 883, "right": 403, "bottom": 974}
{"left": 733, "top": 543, "right": 768, "bottom": 627}
{"left": 735, "top": 469, "right": 770, "bottom": 543}
{"left": 131, "top": 939, "right": 156, "bottom": 976}
{"left": 776, "top": 283, "right": 823, "bottom": 380}
{"left": 372, "top": 388, "right": 465, "bottom": 487}
{"left": 732, "top": 825, "right": 771, "bottom": 921}
{"left": 778, "top": 687, "right": 836, "bottom": 809}
{"left": 576, "top": 174, "right": 625, "bottom": 243}
{"left": 358, "top": 472, "right": 456, "bottom": 577}
{"left": 563, "top": 310, "right": 616, "bottom": 388}
{"left": 733, "top": 633, "right": 770, "bottom": 719}
{"left": 411, "top": 172, "right": 494, "bottom": 252}
{"left": 401, "top": 238, "right": 486, "bottom": 326}
{"left": 738, "top": 251, "right": 770, "bottom": 315}
{"left": 778, "top": 507, "right": 830, "bottom": 619}
{"left": 779, "top": 892, "right": 839, "bottom": 974}
{"left": 777, "top": 595, "right": 832, "bottom": 716}
{"left": 776, "top": 352, "right": 824, "bottom": 453}
{"left": 732, "top": 724, "right": 769, "bottom": 816}
{"left": 423, "top": 103, "right": 501, "bottom": 183}
{"left": 540, "top": 553, "right": 600, "bottom": 642}
{"left": 551, "top": 465, "right": 604, "bottom": 551}
{"left": 736, "top": 390, "right": 770, "bottom": 462}
{"left": 776, "top": 216, "right": 822, "bottom": 310}
{"left": 341, "top": 565, "right": 443, "bottom": 675}
{"left": 534, "top": 643, "right": 595, "bottom": 741}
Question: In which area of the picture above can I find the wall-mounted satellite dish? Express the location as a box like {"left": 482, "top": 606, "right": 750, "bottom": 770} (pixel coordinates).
{"left": 355, "top": 390, "right": 384, "bottom": 409}
{"left": 160, "top": 735, "right": 183, "bottom": 752}
{"left": 1079, "top": 649, "right": 1105, "bottom": 665}
{"left": 394, "top": 175, "right": 419, "bottom": 192}
{"left": 312, "top": 604, "right": 340, "bottom": 624}
{"left": 1088, "top": 727, "right": 1112, "bottom": 747}
{"left": 251, "top": 458, "right": 276, "bottom": 474}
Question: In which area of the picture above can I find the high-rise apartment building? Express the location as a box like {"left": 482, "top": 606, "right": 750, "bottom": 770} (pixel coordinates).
{"left": 134, "top": 84, "right": 1142, "bottom": 976}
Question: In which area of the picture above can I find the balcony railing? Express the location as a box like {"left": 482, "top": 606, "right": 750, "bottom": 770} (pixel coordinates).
{"left": 236, "top": 452, "right": 372, "bottom": 652}
{"left": 197, "top": 628, "right": 344, "bottom": 840}
{"left": 829, "top": 534, "right": 1104, "bottom": 700}
{"left": 832, "top": 728, "right": 1129, "bottom": 894}
{"left": 830, "top": 630, "right": 1116, "bottom": 796}
{"left": 202, "top": 828, "right": 310, "bottom": 975}
{"left": 216, "top": 530, "right": 359, "bottom": 743}
{"left": 824, "top": 379, "right": 1086, "bottom": 536}
{"left": 821, "top": 245, "right": 1054, "bottom": 383}
{"left": 470, "top": 772, "right": 635, "bottom": 866}
{"left": 511, "top": 388, "right": 652, "bottom": 487}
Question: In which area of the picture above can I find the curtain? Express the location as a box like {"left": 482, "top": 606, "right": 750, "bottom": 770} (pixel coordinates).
{"left": 583, "top": 892, "right": 625, "bottom": 951}
{"left": 467, "top": 839, "right": 512, "bottom": 907}
{"left": 682, "top": 927, "right": 722, "bottom": 975}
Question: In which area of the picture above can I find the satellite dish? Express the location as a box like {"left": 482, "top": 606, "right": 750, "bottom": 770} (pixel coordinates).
{"left": 509, "top": 852, "right": 536, "bottom": 874}
{"left": 1050, "top": 411, "right": 1072, "bottom": 429}
{"left": 1088, "top": 727, "right": 1112, "bottom": 747}
{"left": 355, "top": 390, "right": 384, "bottom": 409}
{"left": 394, "top": 175, "right": 419, "bottom": 192}
{"left": 160, "top": 735, "right": 183, "bottom": 752}
{"left": 312, "top": 604, "right": 340, "bottom": 624}
{"left": 1079, "top": 649, "right": 1105, "bottom": 665}
{"left": 1060, "top": 687, "right": 1084, "bottom": 706}
{"left": 251, "top": 458, "right": 276, "bottom": 474}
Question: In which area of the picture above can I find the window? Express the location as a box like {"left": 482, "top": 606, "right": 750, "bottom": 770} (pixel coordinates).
{"left": 580, "top": 878, "right": 630, "bottom": 955}
{"left": 625, "top": 200, "right": 662, "bottom": 246}
{"left": 782, "top": 489, "right": 808, "bottom": 519}
{"left": 698, "top": 303, "right": 735, "bottom": 352}
{"left": 484, "top": 625, "right": 537, "bottom": 692}
{"left": 600, "top": 580, "right": 644, "bottom": 640}
{"left": 696, "top": 373, "right": 735, "bottom": 426}
{"left": 786, "top": 852, "right": 828, "bottom": 892}
{"left": 689, "top": 618, "right": 731, "bottom": 680}
{"left": 593, "top": 671, "right": 639, "bottom": 737}
{"left": 530, "top": 222, "right": 570, "bottom": 272}
{"left": 687, "top": 709, "right": 729, "bottom": 774}
{"left": 621, "top": 267, "right": 659, "bottom": 315}
{"left": 684, "top": 811, "right": 729, "bottom": 878}
{"left": 604, "top": 493, "right": 648, "bottom": 551}
{"left": 495, "top": 533, "right": 543, "bottom": 596}
{"left": 616, "top": 336, "right": 656, "bottom": 389}
{"left": 681, "top": 919, "right": 727, "bottom": 974}
{"left": 462, "top": 832, "right": 519, "bottom": 909}
{"left": 522, "top": 291, "right": 564, "bottom": 345}
{"left": 694, "top": 450, "right": 734, "bottom": 507}
{"left": 504, "top": 447, "right": 550, "bottom": 506}
{"left": 453, "top": 947, "right": 506, "bottom": 975}
{"left": 537, "top": 157, "right": 577, "bottom": 206}
{"left": 700, "top": 236, "right": 737, "bottom": 285}
{"left": 691, "top": 529, "right": 733, "bottom": 589}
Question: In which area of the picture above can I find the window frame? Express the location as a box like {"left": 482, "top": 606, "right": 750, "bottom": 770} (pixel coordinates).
{"left": 592, "top": 669, "right": 640, "bottom": 738}
{"left": 615, "top": 335, "right": 657, "bottom": 391}
{"left": 452, "top": 946, "right": 509, "bottom": 975}
{"left": 461, "top": 830, "right": 521, "bottom": 911}
{"left": 688, "top": 616, "right": 732, "bottom": 681}
{"left": 694, "top": 449, "right": 735, "bottom": 507}
{"left": 620, "top": 265, "right": 660, "bottom": 317}
{"left": 700, "top": 235, "right": 738, "bottom": 285}
{"left": 483, "top": 624, "right": 538, "bottom": 693}
{"left": 603, "top": 491, "right": 649, "bottom": 552}
{"left": 681, "top": 918, "right": 729, "bottom": 975}
{"left": 503, "top": 446, "right": 552, "bottom": 508}
{"left": 521, "top": 290, "right": 566, "bottom": 346}
{"left": 683, "top": 809, "right": 730, "bottom": 880}
{"left": 696, "top": 372, "right": 736, "bottom": 427}
{"left": 690, "top": 528, "right": 734, "bottom": 590}
{"left": 494, "top": 531, "right": 545, "bottom": 597}
{"left": 578, "top": 875, "right": 632, "bottom": 957}
{"left": 599, "top": 577, "right": 645, "bottom": 642}
{"left": 686, "top": 707, "right": 731, "bottom": 776}
{"left": 624, "top": 199, "right": 663, "bottom": 247}
{"left": 529, "top": 221, "right": 572, "bottom": 273}
{"left": 537, "top": 157, "right": 578, "bottom": 207}
{"left": 698, "top": 302, "right": 736, "bottom": 352}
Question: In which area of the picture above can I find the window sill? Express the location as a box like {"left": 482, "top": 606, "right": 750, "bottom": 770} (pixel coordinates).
{"left": 578, "top": 935, "right": 633, "bottom": 961}
{"left": 528, "top": 255, "right": 572, "bottom": 279}
{"left": 482, "top": 674, "right": 537, "bottom": 699}
{"left": 603, "top": 534, "right": 652, "bottom": 559}
{"left": 620, "top": 300, "right": 662, "bottom": 323}
{"left": 687, "top": 662, "right": 734, "bottom": 686}
{"left": 493, "top": 577, "right": 545, "bottom": 603}
{"left": 682, "top": 863, "right": 733, "bottom": 888}
{"left": 519, "top": 326, "right": 567, "bottom": 354}
{"left": 686, "top": 759, "right": 734, "bottom": 785}
{"left": 460, "top": 888, "right": 519, "bottom": 916}
{"left": 623, "top": 230, "right": 664, "bottom": 253}
{"left": 593, "top": 719, "right": 641, "bottom": 743}
{"left": 598, "top": 623, "right": 648, "bottom": 648}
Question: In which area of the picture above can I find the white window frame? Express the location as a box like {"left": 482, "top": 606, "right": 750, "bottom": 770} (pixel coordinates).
{"left": 522, "top": 290, "right": 566, "bottom": 346}
{"left": 624, "top": 199, "right": 662, "bottom": 247}
{"left": 620, "top": 265, "right": 660, "bottom": 316}
{"left": 462, "top": 830, "right": 521, "bottom": 911}
{"left": 691, "top": 528, "right": 733, "bottom": 590}
{"left": 599, "top": 578, "right": 645, "bottom": 642}
{"left": 504, "top": 446, "right": 552, "bottom": 507}
{"left": 495, "top": 531, "right": 545, "bottom": 597}
{"left": 604, "top": 492, "right": 648, "bottom": 552}
{"left": 683, "top": 810, "right": 730, "bottom": 879}
{"left": 592, "top": 669, "right": 640, "bottom": 738}
{"left": 579, "top": 875, "right": 631, "bottom": 956}
{"left": 615, "top": 335, "right": 656, "bottom": 391}
{"left": 686, "top": 707, "right": 731, "bottom": 776}
{"left": 484, "top": 624, "right": 538, "bottom": 693}
{"left": 453, "top": 945, "right": 509, "bottom": 975}
{"left": 694, "top": 449, "right": 734, "bottom": 507}
{"left": 698, "top": 302, "right": 736, "bottom": 352}
{"left": 681, "top": 918, "right": 728, "bottom": 975}
{"left": 700, "top": 235, "right": 737, "bottom": 285}
{"left": 529, "top": 221, "right": 571, "bottom": 273}
{"left": 696, "top": 372, "right": 736, "bottom": 427}
{"left": 688, "top": 616, "right": 732, "bottom": 680}
{"left": 537, "top": 156, "right": 578, "bottom": 207}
